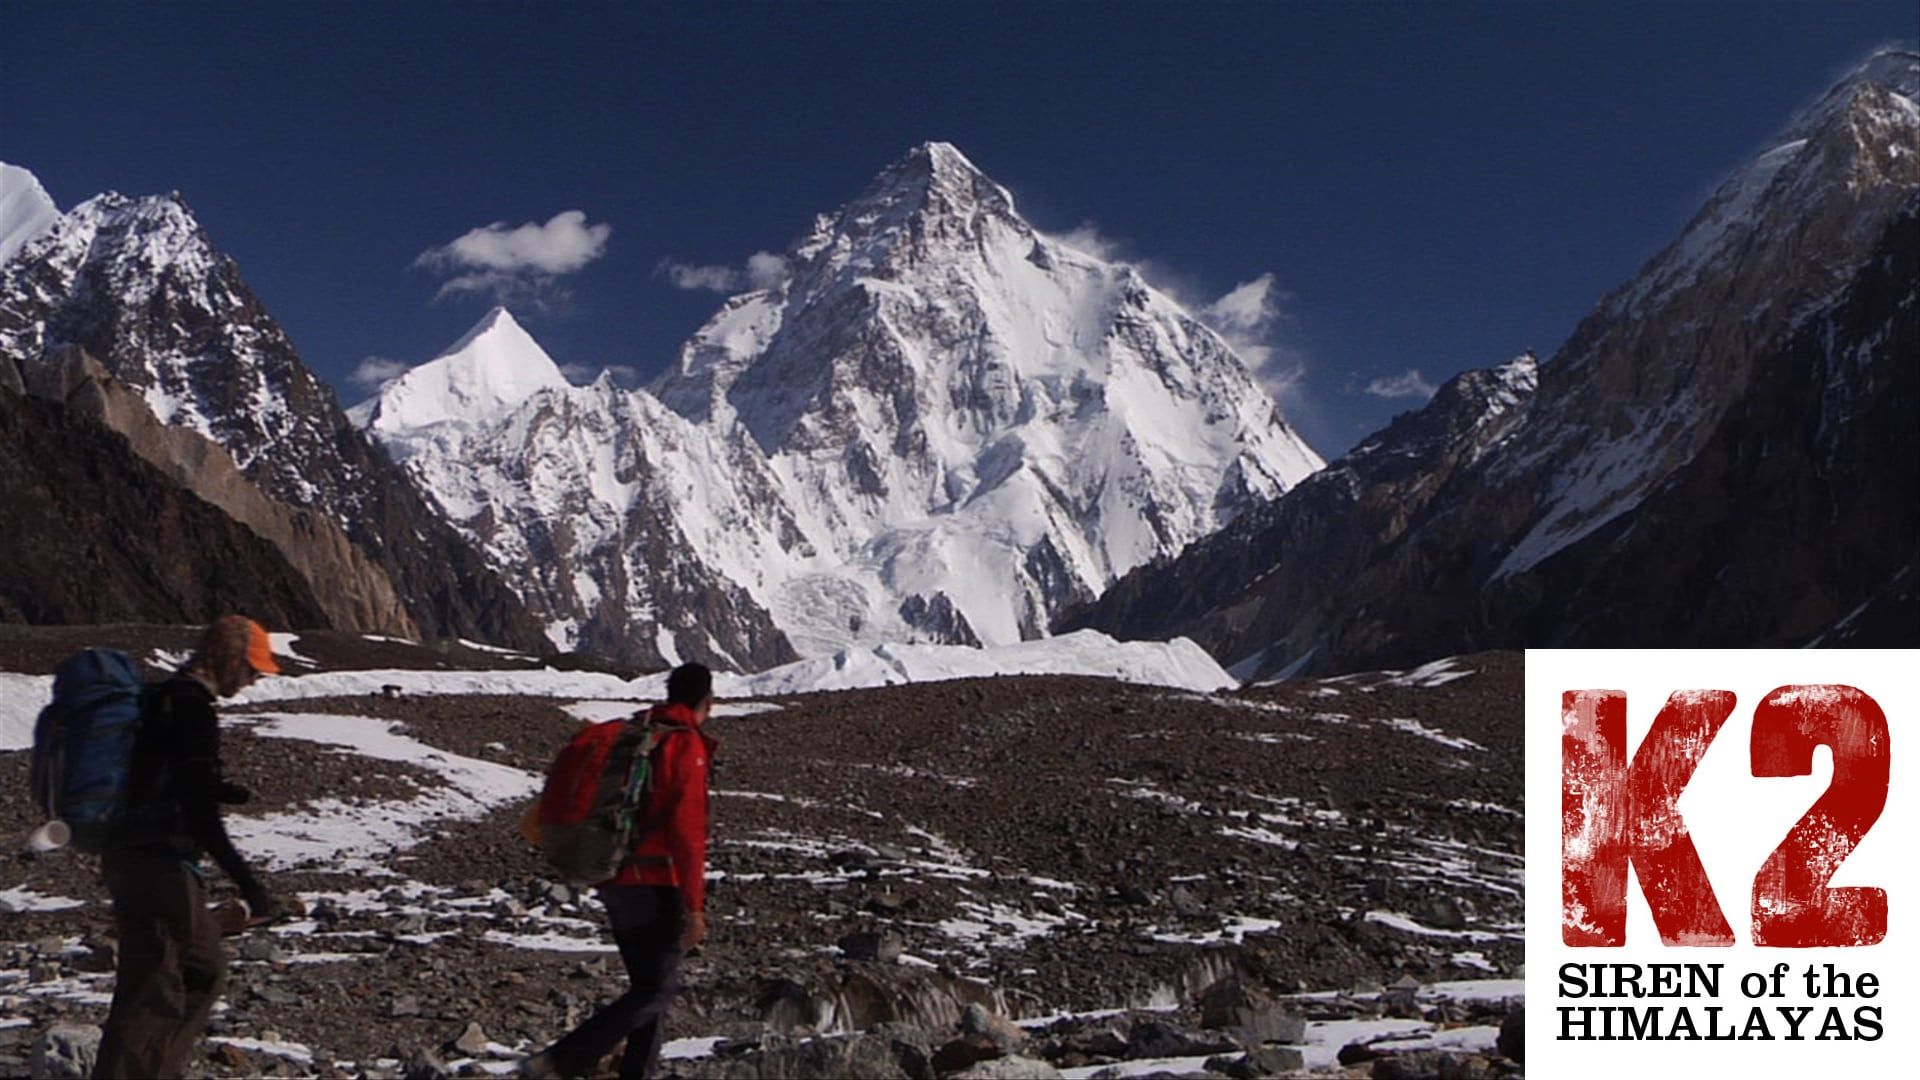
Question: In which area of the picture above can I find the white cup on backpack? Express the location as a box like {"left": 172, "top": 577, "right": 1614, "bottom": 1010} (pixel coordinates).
{"left": 27, "top": 819, "right": 71, "bottom": 852}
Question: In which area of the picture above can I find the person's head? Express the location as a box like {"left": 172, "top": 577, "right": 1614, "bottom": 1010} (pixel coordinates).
{"left": 666, "top": 662, "right": 714, "bottom": 717}
{"left": 193, "top": 615, "right": 280, "bottom": 697}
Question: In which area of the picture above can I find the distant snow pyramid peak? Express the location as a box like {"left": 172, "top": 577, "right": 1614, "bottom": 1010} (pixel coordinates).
{"left": 352, "top": 306, "right": 568, "bottom": 461}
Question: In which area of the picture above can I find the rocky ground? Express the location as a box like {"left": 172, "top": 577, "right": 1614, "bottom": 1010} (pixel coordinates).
{"left": 2, "top": 629, "right": 1524, "bottom": 1078}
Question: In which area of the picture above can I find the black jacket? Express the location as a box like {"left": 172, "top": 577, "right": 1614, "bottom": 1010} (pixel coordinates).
{"left": 109, "top": 673, "right": 261, "bottom": 895}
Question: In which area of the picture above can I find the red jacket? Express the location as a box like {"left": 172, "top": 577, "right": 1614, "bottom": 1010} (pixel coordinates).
{"left": 612, "top": 702, "right": 715, "bottom": 911}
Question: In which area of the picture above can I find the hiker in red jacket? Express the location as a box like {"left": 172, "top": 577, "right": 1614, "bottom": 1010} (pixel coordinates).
{"left": 524, "top": 662, "right": 717, "bottom": 1080}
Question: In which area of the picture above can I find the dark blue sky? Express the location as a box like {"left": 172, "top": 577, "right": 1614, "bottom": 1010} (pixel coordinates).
{"left": 6, "top": 2, "right": 1913, "bottom": 455}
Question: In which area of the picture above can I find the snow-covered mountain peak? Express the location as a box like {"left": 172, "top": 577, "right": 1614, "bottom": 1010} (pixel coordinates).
{"left": 1838, "top": 46, "right": 1919, "bottom": 98}
{"left": 804, "top": 141, "right": 1026, "bottom": 273}
{"left": 0, "top": 162, "right": 60, "bottom": 266}
{"left": 353, "top": 306, "right": 569, "bottom": 460}
{"left": 16, "top": 189, "right": 217, "bottom": 299}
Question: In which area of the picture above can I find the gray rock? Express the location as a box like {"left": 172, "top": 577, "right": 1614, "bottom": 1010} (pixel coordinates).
{"left": 71, "top": 937, "right": 116, "bottom": 974}
{"left": 1209, "top": 1046, "right": 1308, "bottom": 1078}
{"left": 1369, "top": 1050, "right": 1498, "bottom": 1079}
{"left": 403, "top": 1048, "right": 451, "bottom": 1080}
{"left": 238, "top": 937, "right": 288, "bottom": 963}
{"left": 1199, "top": 978, "right": 1307, "bottom": 1046}
{"left": 1169, "top": 885, "right": 1207, "bottom": 918}
{"left": 391, "top": 995, "right": 423, "bottom": 1018}
{"left": 1125, "top": 1020, "right": 1236, "bottom": 1059}
{"left": 933, "top": 1034, "right": 1003, "bottom": 1074}
{"left": 837, "top": 930, "right": 904, "bottom": 963}
{"left": 960, "top": 1003, "right": 1028, "bottom": 1052}
{"left": 30, "top": 1024, "right": 100, "bottom": 1080}
{"left": 449, "top": 1021, "right": 490, "bottom": 1056}
{"left": 949, "top": 1056, "right": 1062, "bottom": 1079}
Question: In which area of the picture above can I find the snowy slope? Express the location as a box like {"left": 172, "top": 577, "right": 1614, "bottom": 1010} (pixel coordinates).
{"left": 358, "top": 143, "right": 1324, "bottom": 667}
{"left": 347, "top": 307, "right": 570, "bottom": 461}
{"left": 658, "top": 142, "right": 1323, "bottom": 650}
{"left": 0, "top": 163, "right": 59, "bottom": 266}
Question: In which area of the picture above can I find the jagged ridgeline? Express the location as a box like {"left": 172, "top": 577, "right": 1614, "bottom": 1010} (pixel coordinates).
{"left": 1065, "top": 48, "right": 1920, "bottom": 677}
{"left": 0, "top": 166, "right": 547, "bottom": 651}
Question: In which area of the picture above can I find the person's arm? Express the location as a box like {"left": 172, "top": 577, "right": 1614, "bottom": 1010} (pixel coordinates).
{"left": 657, "top": 731, "right": 710, "bottom": 915}
{"left": 170, "top": 692, "right": 272, "bottom": 915}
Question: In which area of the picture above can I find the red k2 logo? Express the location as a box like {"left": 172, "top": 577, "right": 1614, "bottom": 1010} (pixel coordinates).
{"left": 1562, "top": 685, "right": 1889, "bottom": 948}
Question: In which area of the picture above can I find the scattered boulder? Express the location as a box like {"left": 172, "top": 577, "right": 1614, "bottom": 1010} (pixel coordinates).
{"left": 755, "top": 977, "right": 820, "bottom": 1033}
{"left": 403, "top": 1047, "right": 451, "bottom": 1080}
{"left": 1369, "top": 1050, "right": 1499, "bottom": 1079}
{"left": 838, "top": 930, "right": 905, "bottom": 964}
{"left": 71, "top": 937, "right": 116, "bottom": 974}
{"left": 1124, "top": 1019, "right": 1236, "bottom": 1059}
{"left": 932, "top": 1033, "right": 1003, "bottom": 1074}
{"left": 1199, "top": 977, "right": 1306, "bottom": 1046}
{"left": 30, "top": 1024, "right": 100, "bottom": 1080}
{"left": 211, "top": 1042, "right": 255, "bottom": 1070}
{"left": 1169, "top": 885, "right": 1207, "bottom": 918}
{"left": 948, "top": 1056, "right": 1062, "bottom": 1079}
{"left": 1207, "top": 1045, "right": 1309, "bottom": 1078}
{"left": 449, "top": 1021, "right": 490, "bottom": 1056}
{"left": 959, "top": 1003, "right": 1028, "bottom": 1053}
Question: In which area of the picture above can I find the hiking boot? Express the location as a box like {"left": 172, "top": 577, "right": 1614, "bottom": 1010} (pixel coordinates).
{"left": 516, "top": 1050, "right": 563, "bottom": 1079}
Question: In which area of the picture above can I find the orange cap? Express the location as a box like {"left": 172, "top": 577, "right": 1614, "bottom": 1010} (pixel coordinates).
{"left": 244, "top": 618, "right": 280, "bottom": 675}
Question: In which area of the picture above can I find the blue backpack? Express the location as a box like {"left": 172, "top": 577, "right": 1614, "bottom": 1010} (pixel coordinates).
{"left": 29, "top": 648, "right": 149, "bottom": 853}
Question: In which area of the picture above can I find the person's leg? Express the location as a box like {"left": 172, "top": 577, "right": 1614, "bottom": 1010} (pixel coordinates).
{"left": 159, "top": 868, "right": 225, "bottom": 1077}
{"left": 611, "top": 891, "right": 686, "bottom": 1080}
{"left": 533, "top": 887, "right": 685, "bottom": 1078}
{"left": 93, "top": 853, "right": 191, "bottom": 1079}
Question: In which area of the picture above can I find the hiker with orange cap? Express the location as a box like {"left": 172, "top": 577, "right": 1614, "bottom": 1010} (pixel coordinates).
{"left": 94, "top": 615, "right": 283, "bottom": 1080}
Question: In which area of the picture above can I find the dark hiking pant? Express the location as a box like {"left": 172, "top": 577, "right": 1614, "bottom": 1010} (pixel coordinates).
{"left": 541, "top": 885, "right": 687, "bottom": 1080}
{"left": 93, "top": 851, "right": 227, "bottom": 1079}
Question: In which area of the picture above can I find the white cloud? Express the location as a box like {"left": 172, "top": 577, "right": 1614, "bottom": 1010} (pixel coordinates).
{"left": 661, "top": 261, "right": 739, "bottom": 292}
{"left": 416, "top": 210, "right": 611, "bottom": 305}
{"left": 1203, "top": 274, "right": 1280, "bottom": 338}
{"left": 1196, "top": 272, "right": 1308, "bottom": 404}
{"left": 659, "top": 250, "right": 790, "bottom": 294}
{"left": 348, "top": 355, "right": 410, "bottom": 391}
{"left": 1365, "top": 369, "right": 1439, "bottom": 401}
{"left": 559, "top": 362, "right": 643, "bottom": 388}
{"left": 745, "top": 251, "right": 788, "bottom": 290}
{"left": 1053, "top": 221, "right": 1126, "bottom": 262}
{"left": 1046, "top": 227, "right": 1308, "bottom": 407}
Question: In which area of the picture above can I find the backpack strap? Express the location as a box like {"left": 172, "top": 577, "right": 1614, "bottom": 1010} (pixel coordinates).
{"left": 614, "top": 722, "right": 697, "bottom": 862}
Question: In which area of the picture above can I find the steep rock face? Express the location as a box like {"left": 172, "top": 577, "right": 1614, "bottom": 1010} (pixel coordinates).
{"left": 1071, "top": 50, "right": 1920, "bottom": 675}
{"left": 26, "top": 345, "right": 420, "bottom": 639}
{"left": 0, "top": 362, "right": 328, "bottom": 628}
{"left": 0, "top": 187, "right": 548, "bottom": 651}
{"left": 1063, "top": 356, "right": 1539, "bottom": 676}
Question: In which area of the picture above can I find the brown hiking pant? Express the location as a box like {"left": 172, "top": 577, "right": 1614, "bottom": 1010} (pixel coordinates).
{"left": 93, "top": 850, "right": 228, "bottom": 1079}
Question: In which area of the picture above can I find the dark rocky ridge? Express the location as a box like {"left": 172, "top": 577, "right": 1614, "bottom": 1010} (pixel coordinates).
{"left": 0, "top": 194, "right": 550, "bottom": 653}
{"left": 0, "top": 391, "right": 328, "bottom": 628}
{"left": 1068, "top": 62, "right": 1920, "bottom": 676}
